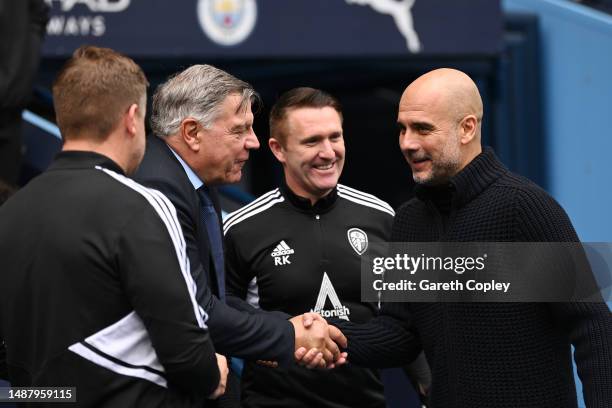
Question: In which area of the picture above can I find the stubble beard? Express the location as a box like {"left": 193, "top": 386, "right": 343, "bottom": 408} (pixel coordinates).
{"left": 413, "top": 141, "right": 462, "bottom": 186}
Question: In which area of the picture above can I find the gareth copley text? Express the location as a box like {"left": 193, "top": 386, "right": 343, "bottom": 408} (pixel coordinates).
{"left": 373, "top": 279, "right": 511, "bottom": 293}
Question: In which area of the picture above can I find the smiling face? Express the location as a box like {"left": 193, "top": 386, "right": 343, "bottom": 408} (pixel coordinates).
{"left": 194, "top": 93, "right": 260, "bottom": 185}
{"left": 270, "top": 106, "right": 345, "bottom": 203}
{"left": 397, "top": 90, "right": 462, "bottom": 185}
{"left": 397, "top": 69, "right": 484, "bottom": 186}
{"left": 397, "top": 93, "right": 461, "bottom": 184}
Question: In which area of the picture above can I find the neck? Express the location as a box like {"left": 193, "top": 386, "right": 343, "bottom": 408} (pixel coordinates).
{"left": 284, "top": 178, "right": 331, "bottom": 205}
{"left": 456, "top": 144, "right": 482, "bottom": 175}
{"left": 63, "top": 135, "right": 128, "bottom": 173}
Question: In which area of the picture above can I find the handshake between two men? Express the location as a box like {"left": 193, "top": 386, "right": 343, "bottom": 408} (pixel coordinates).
{"left": 271, "top": 312, "right": 347, "bottom": 370}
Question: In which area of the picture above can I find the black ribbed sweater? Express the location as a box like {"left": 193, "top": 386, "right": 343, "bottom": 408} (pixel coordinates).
{"left": 338, "top": 148, "right": 612, "bottom": 408}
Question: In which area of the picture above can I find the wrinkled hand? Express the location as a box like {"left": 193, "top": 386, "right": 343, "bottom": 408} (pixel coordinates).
{"left": 290, "top": 312, "right": 348, "bottom": 369}
{"left": 208, "top": 354, "right": 228, "bottom": 399}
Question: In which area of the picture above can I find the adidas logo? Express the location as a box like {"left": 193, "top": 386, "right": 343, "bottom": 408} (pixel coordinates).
{"left": 271, "top": 240, "right": 295, "bottom": 257}
{"left": 271, "top": 240, "right": 294, "bottom": 266}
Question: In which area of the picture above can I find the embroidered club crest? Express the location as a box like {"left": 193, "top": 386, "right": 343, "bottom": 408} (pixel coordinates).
{"left": 347, "top": 228, "right": 368, "bottom": 255}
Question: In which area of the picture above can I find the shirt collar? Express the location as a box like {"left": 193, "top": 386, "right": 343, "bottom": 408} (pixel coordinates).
{"left": 168, "top": 145, "right": 204, "bottom": 190}
{"left": 414, "top": 147, "right": 507, "bottom": 209}
{"left": 280, "top": 178, "right": 338, "bottom": 213}
{"left": 50, "top": 151, "right": 125, "bottom": 174}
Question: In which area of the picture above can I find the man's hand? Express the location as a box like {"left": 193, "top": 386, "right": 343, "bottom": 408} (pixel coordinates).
{"left": 208, "top": 354, "right": 228, "bottom": 399}
{"left": 290, "top": 313, "right": 348, "bottom": 369}
{"left": 302, "top": 312, "right": 348, "bottom": 349}
{"left": 290, "top": 314, "right": 328, "bottom": 368}
{"left": 256, "top": 359, "right": 279, "bottom": 368}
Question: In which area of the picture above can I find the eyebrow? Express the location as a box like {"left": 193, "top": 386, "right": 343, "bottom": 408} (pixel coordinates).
{"left": 397, "top": 121, "right": 435, "bottom": 131}
{"left": 302, "top": 135, "right": 323, "bottom": 144}
{"left": 411, "top": 121, "right": 435, "bottom": 131}
{"left": 230, "top": 123, "right": 251, "bottom": 133}
{"left": 302, "top": 132, "right": 342, "bottom": 144}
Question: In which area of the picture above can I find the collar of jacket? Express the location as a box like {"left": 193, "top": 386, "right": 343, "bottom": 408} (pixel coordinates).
{"left": 49, "top": 150, "right": 125, "bottom": 175}
{"left": 280, "top": 178, "right": 338, "bottom": 214}
{"left": 414, "top": 147, "right": 508, "bottom": 209}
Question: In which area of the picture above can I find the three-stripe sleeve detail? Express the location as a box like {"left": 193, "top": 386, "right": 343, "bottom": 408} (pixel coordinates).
{"left": 68, "top": 166, "right": 211, "bottom": 388}
{"left": 223, "top": 189, "right": 285, "bottom": 235}
{"left": 337, "top": 184, "right": 395, "bottom": 216}
{"left": 96, "top": 166, "right": 207, "bottom": 328}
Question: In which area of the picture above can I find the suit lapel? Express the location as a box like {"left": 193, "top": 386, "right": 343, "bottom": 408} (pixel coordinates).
{"left": 155, "top": 137, "right": 220, "bottom": 297}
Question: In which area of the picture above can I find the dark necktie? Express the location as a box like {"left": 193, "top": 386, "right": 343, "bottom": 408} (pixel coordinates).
{"left": 197, "top": 186, "right": 226, "bottom": 302}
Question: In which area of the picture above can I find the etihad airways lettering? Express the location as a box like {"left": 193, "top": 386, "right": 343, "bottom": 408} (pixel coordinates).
{"left": 45, "top": 0, "right": 131, "bottom": 37}
{"left": 45, "top": 0, "right": 131, "bottom": 12}
{"left": 47, "top": 15, "right": 105, "bottom": 36}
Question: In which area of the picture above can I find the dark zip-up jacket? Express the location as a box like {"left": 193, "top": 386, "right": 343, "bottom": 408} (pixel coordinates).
{"left": 0, "top": 151, "right": 219, "bottom": 407}
{"left": 224, "top": 182, "right": 394, "bottom": 408}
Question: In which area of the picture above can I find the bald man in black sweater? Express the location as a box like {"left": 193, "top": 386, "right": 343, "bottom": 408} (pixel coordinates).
{"left": 333, "top": 68, "right": 612, "bottom": 408}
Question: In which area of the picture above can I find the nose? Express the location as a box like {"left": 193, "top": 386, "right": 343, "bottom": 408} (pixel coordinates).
{"left": 319, "top": 139, "right": 335, "bottom": 160}
{"left": 245, "top": 129, "right": 260, "bottom": 150}
{"left": 399, "top": 130, "right": 420, "bottom": 154}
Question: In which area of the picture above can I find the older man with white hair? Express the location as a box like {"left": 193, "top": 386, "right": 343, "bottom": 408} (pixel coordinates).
{"left": 134, "top": 66, "right": 347, "bottom": 390}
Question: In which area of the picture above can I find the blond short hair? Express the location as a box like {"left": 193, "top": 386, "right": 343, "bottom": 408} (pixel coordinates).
{"left": 52, "top": 45, "right": 148, "bottom": 141}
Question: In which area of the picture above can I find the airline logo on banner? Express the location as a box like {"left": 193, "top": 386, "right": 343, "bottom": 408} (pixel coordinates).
{"left": 45, "top": 0, "right": 132, "bottom": 37}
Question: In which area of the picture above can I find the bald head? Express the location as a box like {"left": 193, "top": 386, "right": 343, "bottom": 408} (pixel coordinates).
{"left": 403, "top": 68, "right": 483, "bottom": 127}
{"left": 397, "top": 68, "right": 483, "bottom": 185}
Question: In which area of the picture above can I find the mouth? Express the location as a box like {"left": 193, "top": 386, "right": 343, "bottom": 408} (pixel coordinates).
{"left": 313, "top": 162, "right": 335, "bottom": 171}
{"left": 409, "top": 157, "right": 431, "bottom": 171}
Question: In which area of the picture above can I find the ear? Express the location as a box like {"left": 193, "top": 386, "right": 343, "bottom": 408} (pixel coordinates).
{"left": 459, "top": 115, "right": 478, "bottom": 145}
{"left": 179, "top": 118, "right": 201, "bottom": 152}
{"left": 124, "top": 103, "right": 139, "bottom": 136}
{"left": 268, "top": 138, "right": 286, "bottom": 163}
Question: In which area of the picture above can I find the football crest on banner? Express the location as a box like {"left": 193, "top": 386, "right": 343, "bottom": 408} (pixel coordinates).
{"left": 347, "top": 228, "right": 368, "bottom": 255}
{"left": 197, "top": 0, "right": 257, "bottom": 46}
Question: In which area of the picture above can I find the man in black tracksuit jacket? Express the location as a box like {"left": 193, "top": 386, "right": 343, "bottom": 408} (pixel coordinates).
{"left": 336, "top": 69, "right": 612, "bottom": 407}
{"left": 224, "top": 181, "right": 394, "bottom": 408}
{"left": 224, "top": 88, "right": 429, "bottom": 407}
{"left": 0, "top": 46, "right": 220, "bottom": 407}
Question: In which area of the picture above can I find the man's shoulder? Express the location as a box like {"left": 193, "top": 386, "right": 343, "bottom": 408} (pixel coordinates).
{"left": 135, "top": 136, "right": 194, "bottom": 204}
{"left": 336, "top": 184, "right": 395, "bottom": 218}
{"left": 394, "top": 197, "right": 425, "bottom": 218}
{"left": 138, "top": 135, "right": 178, "bottom": 175}
{"left": 491, "top": 171, "right": 578, "bottom": 240}
{"left": 35, "top": 163, "right": 157, "bottom": 207}
{"left": 4, "top": 166, "right": 175, "bottom": 229}
{"left": 492, "top": 171, "right": 563, "bottom": 212}
{"left": 223, "top": 188, "right": 285, "bottom": 237}
{"left": 94, "top": 166, "right": 179, "bottom": 216}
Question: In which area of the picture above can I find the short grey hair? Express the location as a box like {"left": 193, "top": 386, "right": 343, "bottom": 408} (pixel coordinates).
{"left": 151, "top": 64, "right": 260, "bottom": 137}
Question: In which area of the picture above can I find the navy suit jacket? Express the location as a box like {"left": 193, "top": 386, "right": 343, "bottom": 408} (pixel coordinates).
{"left": 135, "top": 135, "right": 294, "bottom": 366}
